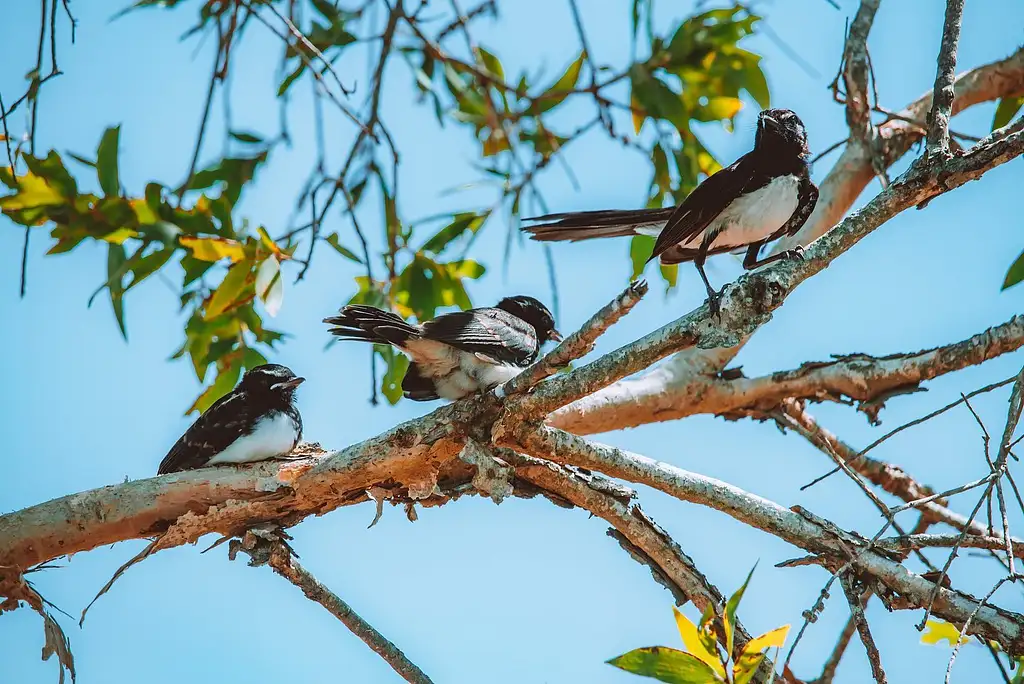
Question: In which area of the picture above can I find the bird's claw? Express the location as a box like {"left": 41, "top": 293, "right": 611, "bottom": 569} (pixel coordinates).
{"left": 706, "top": 288, "right": 724, "bottom": 317}
{"left": 785, "top": 246, "right": 805, "bottom": 261}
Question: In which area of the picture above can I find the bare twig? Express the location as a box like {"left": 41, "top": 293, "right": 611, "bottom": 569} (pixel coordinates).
{"left": 803, "top": 375, "right": 1019, "bottom": 490}
{"left": 946, "top": 576, "right": 1016, "bottom": 684}
{"left": 498, "top": 280, "right": 648, "bottom": 397}
{"left": 926, "top": 0, "right": 966, "bottom": 155}
{"left": 814, "top": 609, "right": 861, "bottom": 684}
{"left": 232, "top": 530, "right": 434, "bottom": 684}
{"left": 840, "top": 574, "right": 886, "bottom": 683}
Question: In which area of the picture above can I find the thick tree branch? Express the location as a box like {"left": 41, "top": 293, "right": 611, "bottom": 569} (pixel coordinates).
{"left": 548, "top": 315, "right": 1024, "bottom": 434}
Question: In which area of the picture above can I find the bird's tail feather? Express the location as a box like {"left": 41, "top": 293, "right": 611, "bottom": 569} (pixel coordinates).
{"left": 324, "top": 305, "right": 422, "bottom": 347}
{"left": 523, "top": 208, "right": 674, "bottom": 242}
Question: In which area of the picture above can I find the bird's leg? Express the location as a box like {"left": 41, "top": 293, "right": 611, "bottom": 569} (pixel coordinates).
{"left": 741, "top": 241, "right": 804, "bottom": 270}
{"left": 692, "top": 251, "right": 723, "bottom": 315}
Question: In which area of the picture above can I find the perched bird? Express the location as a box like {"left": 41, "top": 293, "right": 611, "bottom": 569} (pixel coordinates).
{"left": 524, "top": 108, "right": 818, "bottom": 308}
{"left": 324, "top": 296, "right": 561, "bottom": 401}
{"left": 157, "top": 364, "right": 304, "bottom": 475}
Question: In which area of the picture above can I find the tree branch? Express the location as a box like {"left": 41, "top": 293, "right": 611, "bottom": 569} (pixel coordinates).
{"left": 840, "top": 574, "right": 887, "bottom": 684}
{"left": 231, "top": 528, "right": 433, "bottom": 684}
{"left": 496, "top": 424, "right": 1024, "bottom": 652}
{"left": 926, "top": 0, "right": 967, "bottom": 155}
{"left": 548, "top": 314, "right": 1024, "bottom": 435}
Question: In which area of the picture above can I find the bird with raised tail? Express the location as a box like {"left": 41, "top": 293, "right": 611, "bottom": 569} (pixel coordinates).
{"left": 157, "top": 364, "right": 304, "bottom": 474}
{"left": 523, "top": 108, "right": 818, "bottom": 309}
{"left": 324, "top": 295, "right": 561, "bottom": 401}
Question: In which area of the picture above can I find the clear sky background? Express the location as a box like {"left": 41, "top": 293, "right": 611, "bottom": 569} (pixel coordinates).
{"left": 2, "top": 1, "right": 1023, "bottom": 682}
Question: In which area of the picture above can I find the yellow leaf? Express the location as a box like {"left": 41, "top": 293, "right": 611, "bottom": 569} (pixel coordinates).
{"left": 631, "top": 91, "right": 646, "bottom": 135}
{"left": 921, "top": 620, "right": 968, "bottom": 647}
{"left": 180, "top": 235, "right": 246, "bottom": 263}
{"left": 0, "top": 172, "right": 64, "bottom": 209}
{"left": 703, "top": 96, "right": 743, "bottom": 121}
{"left": 205, "top": 259, "right": 253, "bottom": 320}
{"left": 674, "top": 607, "right": 726, "bottom": 677}
{"left": 741, "top": 625, "right": 790, "bottom": 655}
{"left": 100, "top": 227, "right": 138, "bottom": 244}
{"left": 130, "top": 198, "right": 159, "bottom": 225}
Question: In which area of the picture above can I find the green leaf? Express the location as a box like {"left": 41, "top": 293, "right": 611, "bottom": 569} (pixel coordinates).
{"left": 229, "top": 130, "right": 264, "bottom": 144}
{"left": 993, "top": 96, "right": 1024, "bottom": 131}
{"left": 255, "top": 255, "right": 284, "bottom": 317}
{"left": 325, "top": 232, "right": 363, "bottom": 263}
{"left": 724, "top": 564, "right": 758, "bottom": 659}
{"left": 607, "top": 647, "right": 725, "bottom": 683}
{"left": 96, "top": 125, "right": 121, "bottom": 197}
{"left": 126, "top": 247, "right": 175, "bottom": 290}
{"left": 477, "top": 47, "right": 505, "bottom": 81}
{"left": 630, "top": 235, "right": 655, "bottom": 280}
{"left": 107, "top": 243, "right": 128, "bottom": 339}
{"left": 1002, "top": 250, "right": 1024, "bottom": 290}
{"left": 742, "top": 59, "right": 770, "bottom": 109}
{"left": 205, "top": 259, "right": 253, "bottom": 320}
{"left": 187, "top": 355, "right": 242, "bottom": 415}
{"left": 535, "top": 52, "right": 585, "bottom": 113}
{"left": 278, "top": 62, "right": 306, "bottom": 96}
{"left": 660, "top": 262, "right": 678, "bottom": 289}
{"left": 422, "top": 211, "right": 489, "bottom": 254}
{"left": 377, "top": 344, "right": 410, "bottom": 404}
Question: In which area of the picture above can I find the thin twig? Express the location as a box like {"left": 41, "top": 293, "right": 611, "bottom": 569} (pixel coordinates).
{"left": 498, "top": 279, "right": 648, "bottom": 397}
{"left": 803, "top": 376, "right": 1018, "bottom": 490}
{"left": 179, "top": 22, "right": 222, "bottom": 196}
{"left": 233, "top": 531, "right": 434, "bottom": 684}
{"left": 840, "top": 574, "right": 887, "bottom": 683}
{"left": 946, "top": 576, "right": 1016, "bottom": 684}
{"left": 925, "top": 0, "right": 966, "bottom": 155}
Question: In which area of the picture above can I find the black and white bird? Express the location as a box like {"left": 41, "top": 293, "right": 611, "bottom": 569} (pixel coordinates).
{"left": 157, "top": 364, "right": 305, "bottom": 475}
{"left": 324, "top": 296, "right": 561, "bottom": 402}
{"left": 524, "top": 108, "right": 818, "bottom": 308}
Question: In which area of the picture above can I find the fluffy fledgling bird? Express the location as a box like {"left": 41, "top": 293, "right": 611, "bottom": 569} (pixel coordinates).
{"left": 157, "top": 364, "right": 304, "bottom": 475}
{"left": 324, "top": 296, "right": 561, "bottom": 401}
{"left": 524, "top": 108, "right": 818, "bottom": 308}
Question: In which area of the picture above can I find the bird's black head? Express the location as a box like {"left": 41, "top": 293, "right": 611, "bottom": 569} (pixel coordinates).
{"left": 496, "top": 295, "right": 562, "bottom": 345}
{"left": 240, "top": 364, "right": 305, "bottom": 403}
{"left": 754, "top": 108, "right": 809, "bottom": 160}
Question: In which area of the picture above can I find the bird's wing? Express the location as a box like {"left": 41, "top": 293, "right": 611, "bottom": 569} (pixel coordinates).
{"left": 157, "top": 392, "right": 258, "bottom": 474}
{"left": 778, "top": 173, "right": 819, "bottom": 237}
{"left": 421, "top": 308, "right": 537, "bottom": 366}
{"left": 649, "top": 155, "right": 759, "bottom": 261}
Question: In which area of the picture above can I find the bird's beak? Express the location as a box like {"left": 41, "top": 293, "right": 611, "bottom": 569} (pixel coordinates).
{"left": 272, "top": 377, "right": 305, "bottom": 390}
{"left": 760, "top": 114, "right": 777, "bottom": 128}
{"left": 549, "top": 329, "right": 564, "bottom": 343}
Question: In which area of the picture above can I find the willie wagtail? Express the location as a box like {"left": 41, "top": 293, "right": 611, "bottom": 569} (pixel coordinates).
{"left": 324, "top": 296, "right": 561, "bottom": 401}
{"left": 523, "top": 108, "right": 818, "bottom": 308}
{"left": 157, "top": 364, "right": 304, "bottom": 474}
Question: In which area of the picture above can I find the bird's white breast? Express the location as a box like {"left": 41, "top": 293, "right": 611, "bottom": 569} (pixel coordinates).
{"left": 206, "top": 412, "right": 299, "bottom": 465}
{"left": 683, "top": 174, "right": 800, "bottom": 249}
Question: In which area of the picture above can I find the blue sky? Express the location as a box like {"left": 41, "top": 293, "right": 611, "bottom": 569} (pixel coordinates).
{"left": 2, "top": 1, "right": 1023, "bottom": 682}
